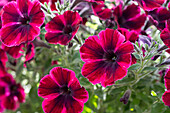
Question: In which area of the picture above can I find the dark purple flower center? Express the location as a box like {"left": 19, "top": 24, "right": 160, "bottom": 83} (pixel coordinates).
{"left": 104, "top": 50, "right": 117, "bottom": 62}
{"left": 60, "top": 85, "right": 71, "bottom": 95}
{"left": 63, "top": 25, "right": 73, "bottom": 35}
{"left": 19, "top": 15, "right": 30, "bottom": 25}
{"left": 10, "top": 85, "right": 18, "bottom": 95}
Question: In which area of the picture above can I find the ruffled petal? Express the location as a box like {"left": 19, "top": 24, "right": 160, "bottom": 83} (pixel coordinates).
{"left": 50, "top": 67, "right": 75, "bottom": 87}
{"left": 99, "top": 29, "right": 125, "bottom": 52}
{"left": 81, "top": 61, "right": 106, "bottom": 85}
{"left": 29, "top": 0, "right": 45, "bottom": 27}
{"left": 80, "top": 36, "right": 104, "bottom": 62}
{"left": 72, "top": 87, "right": 89, "bottom": 103}
{"left": 38, "top": 74, "right": 60, "bottom": 99}
{"left": 122, "top": 4, "right": 140, "bottom": 20}
{"left": 115, "top": 41, "right": 134, "bottom": 55}
{"left": 2, "top": 2, "right": 21, "bottom": 26}
{"left": 164, "top": 69, "right": 170, "bottom": 90}
{"left": 160, "top": 28, "right": 170, "bottom": 48}
{"left": 42, "top": 95, "right": 65, "bottom": 113}
{"left": 162, "top": 90, "right": 170, "bottom": 107}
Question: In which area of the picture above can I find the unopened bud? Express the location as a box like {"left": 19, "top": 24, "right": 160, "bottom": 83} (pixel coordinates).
{"left": 120, "top": 89, "right": 131, "bottom": 104}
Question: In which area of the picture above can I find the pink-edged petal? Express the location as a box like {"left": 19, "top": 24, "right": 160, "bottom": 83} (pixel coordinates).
{"left": 38, "top": 74, "right": 60, "bottom": 99}
{"left": 69, "top": 77, "right": 81, "bottom": 90}
{"left": 162, "top": 90, "right": 170, "bottom": 107}
{"left": 24, "top": 43, "right": 35, "bottom": 64}
{"left": 50, "top": 67, "right": 75, "bottom": 87}
{"left": 99, "top": 29, "right": 125, "bottom": 52}
{"left": 65, "top": 97, "right": 84, "bottom": 113}
{"left": 1, "top": 44, "right": 24, "bottom": 59}
{"left": 29, "top": 0, "right": 45, "bottom": 27}
{"left": 42, "top": 95, "right": 65, "bottom": 113}
{"left": 128, "top": 30, "right": 139, "bottom": 43}
{"left": 17, "top": 84, "right": 25, "bottom": 103}
{"left": 164, "top": 69, "right": 170, "bottom": 90}
{"left": 45, "top": 32, "right": 72, "bottom": 45}
{"left": 131, "top": 54, "right": 137, "bottom": 65}
{"left": 0, "top": 24, "right": 39, "bottom": 47}
{"left": 63, "top": 11, "right": 82, "bottom": 27}
{"left": 81, "top": 61, "right": 106, "bottom": 85}
{"left": 2, "top": 96, "right": 19, "bottom": 110}
{"left": 122, "top": 4, "right": 140, "bottom": 20}
{"left": 142, "top": 0, "right": 165, "bottom": 11}
{"left": 80, "top": 36, "right": 104, "bottom": 62}
{"left": 115, "top": 41, "right": 134, "bottom": 55}
{"left": 160, "top": 28, "right": 170, "bottom": 48}
{"left": 124, "top": 14, "right": 146, "bottom": 30}
{"left": 17, "top": 0, "right": 30, "bottom": 14}
{"left": 45, "top": 16, "right": 64, "bottom": 32}
{"left": 0, "top": 49, "right": 8, "bottom": 67}
{"left": 92, "top": 3, "right": 112, "bottom": 20}
{"left": 157, "top": 8, "right": 170, "bottom": 22}
{"left": 2, "top": 1, "right": 21, "bottom": 26}
{"left": 117, "top": 53, "right": 132, "bottom": 68}
{"left": 39, "top": 0, "right": 49, "bottom": 4}
{"left": 72, "top": 87, "right": 88, "bottom": 103}
{"left": 101, "top": 63, "right": 127, "bottom": 87}
{"left": 85, "top": 0, "right": 104, "bottom": 3}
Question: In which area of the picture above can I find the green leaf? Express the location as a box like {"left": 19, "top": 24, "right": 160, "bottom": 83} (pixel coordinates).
{"left": 132, "top": 53, "right": 141, "bottom": 59}
{"left": 128, "top": 63, "right": 141, "bottom": 71}
{"left": 143, "top": 66, "right": 158, "bottom": 71}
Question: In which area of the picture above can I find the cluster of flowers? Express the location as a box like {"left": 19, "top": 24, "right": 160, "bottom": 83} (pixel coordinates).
{"left": 0, "top": 0, "right": 169, "bottom": 112}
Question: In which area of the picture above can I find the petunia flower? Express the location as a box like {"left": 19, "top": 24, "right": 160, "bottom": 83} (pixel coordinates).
{"left": 162, "top": 68, "right": 170, "bottom": 107}
{"left": 45, "top": 10, "right": 82, "bottom": 45}
{"left": 38, "top": 67, "right": 88, "bottom": 113}
{"left": 0, "top": 49, "right": 8, "bottom": 76}
{"left": 113, "top": 3, "right": 146, "bottom": 31}
{"left": 80, "top": 28, "right": 134, "bottom": 87}
{"left": 0, "top": 73, "right": 25, "bottom": 110}
{"left": 0, "top": 0, "right": 45, "bottom": 47}
{"left": 134, "top": 0, "right": 165, "bottom": 11}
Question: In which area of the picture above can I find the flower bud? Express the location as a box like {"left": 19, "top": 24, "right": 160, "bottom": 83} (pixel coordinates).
{"left": 120, "top": 89, "right": 131, "bottom": 104}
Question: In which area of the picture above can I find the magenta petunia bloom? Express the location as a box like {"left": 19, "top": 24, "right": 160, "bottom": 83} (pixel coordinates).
{"left": 80, "top": 28, "right": 134, "bottom": 87}
{"left": 162, "top": 69, "right": 170, "bottom": 107}
{"left": 0, "top": 49, "right": 8, "bottom": 76}
{"left": 45, "top": 10, "right": 82, "bottom": 45}
{"left": 114, "top": 4, "right": 146, "bottom": 31}
{"left": 0, "top": 0, "right": 45, "bottom": 47}
{"left": 134, "top": 0, "right": 165, "bottom": 11}
{"left": 38, "top": 67, "right": 88, "bottom": 113}
{"left": 0, "top": 73, "right": 25, "bottom": 110}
